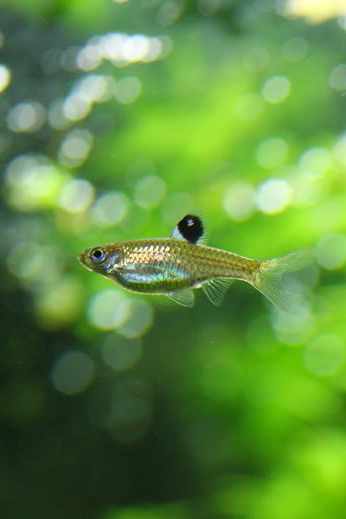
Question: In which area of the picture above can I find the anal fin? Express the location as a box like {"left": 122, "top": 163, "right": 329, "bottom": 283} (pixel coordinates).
{"left": 202, "top": 278, "right": 230, "bottom": 306}
{"left": 166, "top": 288, "right": 195, "bottom": 307}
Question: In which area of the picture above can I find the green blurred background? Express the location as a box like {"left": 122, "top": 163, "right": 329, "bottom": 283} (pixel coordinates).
{"left": 1, "top": 1, "right": 346, "bottom": 518}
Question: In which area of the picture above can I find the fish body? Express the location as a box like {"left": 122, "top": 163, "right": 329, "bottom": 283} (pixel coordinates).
{"left": 79, "top": 215, "right": 307, "bottom": 309}
{"left": 80, "top": 238, "right": 260, "bottom": 292}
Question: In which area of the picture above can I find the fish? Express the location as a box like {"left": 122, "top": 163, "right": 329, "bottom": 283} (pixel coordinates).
{"left": 78, "top": 214, "right": 308, "bottom": 310}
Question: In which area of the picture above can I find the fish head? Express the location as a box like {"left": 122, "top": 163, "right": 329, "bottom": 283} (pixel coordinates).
{"left": 78, "top": 244, "right": 123, "bottom": 275}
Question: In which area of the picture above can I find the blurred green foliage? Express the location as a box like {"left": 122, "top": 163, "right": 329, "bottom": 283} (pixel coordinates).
{"left": 1, "top": 1, "right": 346, "bottom": 518}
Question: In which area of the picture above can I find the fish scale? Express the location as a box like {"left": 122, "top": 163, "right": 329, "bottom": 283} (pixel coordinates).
{"left": 103, "top": 239, "right": 261, "bottom": 292}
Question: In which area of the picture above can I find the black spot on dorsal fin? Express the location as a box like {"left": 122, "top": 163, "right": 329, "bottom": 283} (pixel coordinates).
{"left": 177, "top": 214, "right": 204, "bottom": 244}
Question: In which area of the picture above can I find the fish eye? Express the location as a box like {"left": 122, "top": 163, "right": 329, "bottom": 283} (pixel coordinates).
{"left": 90, "top": 248, "right": 106, "bottom": 263}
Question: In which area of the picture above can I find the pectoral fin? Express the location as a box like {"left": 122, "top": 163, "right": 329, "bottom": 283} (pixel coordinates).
{"left": 166, "top": 288, "right": 195, "bottom": 307}
{"left": 202, "top": 278, "right": 230, "bottom": 306}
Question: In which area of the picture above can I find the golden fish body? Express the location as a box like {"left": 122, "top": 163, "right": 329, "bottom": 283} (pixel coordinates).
{"left": 79, "top": 215, "right": 307, "bottom": 309}
{"left": 80, "top": 238, "right": 260, "bottom": 290}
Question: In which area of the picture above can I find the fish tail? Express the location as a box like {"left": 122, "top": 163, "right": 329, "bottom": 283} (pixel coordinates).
{"left": 250, "top": 250, "right": 311, "bottom": 312}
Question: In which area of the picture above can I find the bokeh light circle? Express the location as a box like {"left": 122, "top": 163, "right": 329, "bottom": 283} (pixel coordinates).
{"left": 51, "top": 351, "right": 95, "bottom": 395}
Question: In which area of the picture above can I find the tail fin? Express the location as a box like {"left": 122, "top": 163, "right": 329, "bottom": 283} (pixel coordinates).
{"left": 251, "top": 250, "right": 312, "bottom": 312}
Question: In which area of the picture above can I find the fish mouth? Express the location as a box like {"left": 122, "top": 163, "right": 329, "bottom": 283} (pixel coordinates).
{"left": 78, "top": 250, "right": 90, "bottom": 268}
{"left": 78, "top": 254, "right": 94, "bottom": 272}
{"left": 78, "top": 251, "right": 85, "bottom": 264}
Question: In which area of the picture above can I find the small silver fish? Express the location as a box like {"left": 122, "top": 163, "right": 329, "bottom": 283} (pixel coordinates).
{"left": 78, "top": 214, "right": 307, "bottom": 309}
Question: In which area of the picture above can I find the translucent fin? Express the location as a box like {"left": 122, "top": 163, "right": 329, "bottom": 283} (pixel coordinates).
{"left": 250, "top": 249, "right": 312, "bottom": 312}
{"left": 166, "top": 288, "right": 195, "bottom": 307}
{"left": 172, "top": 228, "right": 185, "bottom": 240}
{"left": 202, "top": 278, "right": 230, "bottom": 306}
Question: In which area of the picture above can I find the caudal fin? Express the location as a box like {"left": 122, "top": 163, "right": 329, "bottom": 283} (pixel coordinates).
{"left": 251, "top": 250, "right": 312, "bottom": 312}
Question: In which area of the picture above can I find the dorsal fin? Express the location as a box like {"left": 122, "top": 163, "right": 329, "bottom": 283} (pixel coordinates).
{"left": 171, "top": 214, "right": 204, "bottom": 244}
